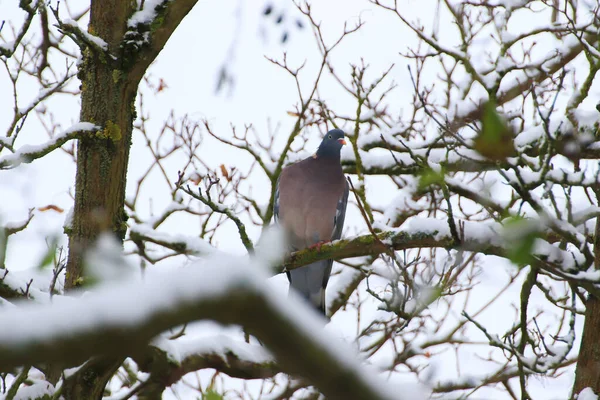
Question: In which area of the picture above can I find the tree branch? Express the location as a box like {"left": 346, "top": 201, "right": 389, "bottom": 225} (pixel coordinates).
{"left": 0, "top": 123, "right": 99, "bottom": 169}
{"left": 0, "top": 258, "right": 401, "bottom": 400}
{"left": 0, "top": 0, "right": 38, "bottom": 58}
{"left": 126, "top": 0, "right": 200, "bottom": 85}
{"left": 135, "top": 337, "right": 280, "bottom": 398}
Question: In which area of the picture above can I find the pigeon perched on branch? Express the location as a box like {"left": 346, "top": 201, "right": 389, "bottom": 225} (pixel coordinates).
{"left": 274, "top": 129, "right": 349, "bottom": 317}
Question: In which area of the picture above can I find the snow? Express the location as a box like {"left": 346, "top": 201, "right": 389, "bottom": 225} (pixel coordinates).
{"left": 0, "top": 255, "right": 240, "bottom": 344}
{"left": 254, "top": 224, "right": 286, "bottom": 267}
{"left": 400, "top": 215, "right": 596, "bottom": 278}
{"left": 359, "top": 125, "right": 437, "bottom": 151}
{"left": 500, "top": 30, "right": 516, "bottom": 44}
{"left": 18, "top": 86, "right": 55, "bottom": 116}
{"left": 402, "top": 286, "right": 439, "bottom": 314}
{"left": 533, "top": 240, "right": 589, "bottom": 274}
{"left": 579, "top": 388, "right": 599, "bottom": 400}
{"left": 0, "top": 41, "right": 15, "bottom": 53}
{"left": 0, "top": 296, "right": 15, "bottom": 308}
{"left": 12, "top": 380, "right": 55, "bottom": 400}
{"left": 85, "top": 233, "right": 138, "bottom": 283}
{"left": 359, "top": 109, "right": 376, "bottom": 120}
{"left": 0, "top": 122, "right": 98, "bottom": 169}
{"left": 380, "top": 180, "right": 427, "bottom": 226}
{"left": 154, "top": 334, "right": 273, "bottom": 366}
{"left": 0, "top": 251, "right": 415, "bottom": 400}
{"left": 404, "top": 217, "right": 503, "bottom": 246}
{"left": 4, "top": 215, "right": 30, "bottom": 231}
{"left": 572, "top": 108, "right": 600, "bottom": 127}
{"left": 452, "top": 82, "right": 490, "bottom": 120}
{"left": 0, "top": 135, "right": 15, "bottom": 148}
{"left": 0, "top": 269, "right": 48, "bottom": 302}
{"left": 492, "top": 0, "right": 531, "bottom": 12}
{"left": 571, "top": 206, "right": 600, "bottom": 226}
{"left": 445, "top": 176, "right": 510, "bottom": 209}
{"left": 404, "top": 217, "right": 449, "bottom": 241}
{"left": 144, "top": 201, "right": 188, "bottom": 228}
{"left": 514, "top": 126, "right": 543, "bottom": 148}
{"left": 63, "top": 207, "right": 74, "bottom": 231}
{"left": 129, "top": 223, "right": 216, "bottom": 255}
{"left": 62, "top": 19, "right": 108, "bottom": 50}
{"left": 345, "top": 148, "right": 414, "bottom": 171}
{"left": 128, "top": 0, "right": 170, "bottom": 27}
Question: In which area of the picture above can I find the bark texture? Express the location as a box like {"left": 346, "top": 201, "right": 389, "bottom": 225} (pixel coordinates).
{"left": 573, "top": 297, "right": 600, "bottom": 395}
{"left": 63, "top": 1, "right": 137, "bottom": 397}
{"left": 65, "top": 0, "right": 137, "bottom": 289}
{"left": 63, "top": 0, "right": 198, "bottom": 397}
{"left": 572, "top": 209, "right": 600, "bottom": 396}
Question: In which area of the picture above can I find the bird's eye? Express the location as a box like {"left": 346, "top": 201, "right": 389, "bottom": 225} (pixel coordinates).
{"left": 328, "top": 135, "right": 332, "bottom": 139}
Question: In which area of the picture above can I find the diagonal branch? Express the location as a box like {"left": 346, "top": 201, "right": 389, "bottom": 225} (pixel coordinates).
{"left": 0, "top": 258, "right": 402, "bottom": 400}
{"left": 0, "top": 123, "right": 99, "bottom": 169}
{"left": 0, "top": 0, "right": 38, "bottom": 58}
{"left": 135, "top": 337, "right": 280, "bottom": 398}
{"left": 180, "top": 183, "right": 254, "bottom": 252}
{"left": 126, "top": 0, "right": 200, "bottom": 85}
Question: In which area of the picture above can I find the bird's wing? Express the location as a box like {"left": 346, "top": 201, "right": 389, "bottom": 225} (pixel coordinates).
{"left": 331, "top": 179, "right": 349, "bottom": 241}
{"left": 318, "top": 178, "right": 349, "bottom": 296}
{"left": 273, "top": 175, "right": 280, "bottom": 224}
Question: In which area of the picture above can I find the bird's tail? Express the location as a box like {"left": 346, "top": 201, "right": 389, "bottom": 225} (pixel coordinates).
{"left": 287, "top": 260, "right": 331, "bottom": 318}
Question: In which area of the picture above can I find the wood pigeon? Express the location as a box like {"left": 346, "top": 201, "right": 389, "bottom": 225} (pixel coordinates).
{"left": 274, "top": 129, "right": 349, "bottom": 317}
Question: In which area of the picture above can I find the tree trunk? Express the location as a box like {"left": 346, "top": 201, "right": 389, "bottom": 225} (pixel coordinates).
{"left": 62, "top": 1, "right": 136, "bottom": 398}
{"left": 572, "top": 199, "right": 600, "bottom": 396}
{"left": 65, "top": 0, "right": 137, "bottom": 289}
{"left": 62, "top": 358, "right": 122, "bottom": 399}
{"left": 62, "top": 0, "right": 198, "bottom": 396}
{"left": 573, "top": 297, "right": 600, "bottom": 395}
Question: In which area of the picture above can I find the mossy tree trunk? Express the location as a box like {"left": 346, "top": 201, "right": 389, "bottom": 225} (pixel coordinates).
{"left": 573, "top": 297, "right": 600, "bottom": 396}
{"left": 572, "top": 209, "right": 600, "bottom": 397}
{"left": 63, "top": 0, "right": 198, "bottom": 398}
{"left": 65, "top": 0, "right": 137, "bottom": 289}
{"left": 62, "top": 1, "right": 137, "bottom": 398}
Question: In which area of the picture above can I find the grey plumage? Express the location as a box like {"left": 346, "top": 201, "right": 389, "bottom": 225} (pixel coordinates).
{"left": 274, "top": 129, "right": 349, "bottom": 317}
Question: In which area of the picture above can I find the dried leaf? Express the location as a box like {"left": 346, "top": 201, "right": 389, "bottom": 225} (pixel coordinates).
{"left": 189, "top": 173, "right": 202, "bottom": 186}
{"left": 38, "top": 205, "right": 64, "bottom": 213}
{"left": 156, "top": 78, "right": 168, "bottom": 93}
{"left": 219, "top": 164, "right": 230, "bottom": 181}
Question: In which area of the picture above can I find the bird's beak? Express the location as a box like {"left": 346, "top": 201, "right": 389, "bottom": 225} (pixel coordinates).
{"left": 338, "top": 138, "right": 347, "bottom": 145}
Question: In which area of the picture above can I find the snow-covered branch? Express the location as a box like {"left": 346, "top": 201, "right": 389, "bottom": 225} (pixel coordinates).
{"left": 0, "top": 123, "right": 99, "bottom": 169}
{"left": 0, "top": 254, "right": 410, "bottom": 400}
{"left": 180, "top": 183, "right": 254, "bottom": 252}
{"left": 55, "top": 17, "right": 110, "bottom": 55}
{"left": 0, "top": 1, "right": 38, "bottom": 58}
{"left": 283, "top": 218, "right": 599, "bottom": 293}
{"left": 124, "top": 0, "right": 200, "bottom": 84}
{"left": 129, "top": 223, "right": 216, "bottom": 257}
{"left": 135, "top": 336, "right": 279, "bottom": 398}
{"left": 344, "top": 135, "right": 600, "bottom": 177}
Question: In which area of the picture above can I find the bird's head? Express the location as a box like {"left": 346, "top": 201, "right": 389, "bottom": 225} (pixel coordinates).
{"left": 316, "top": 129, "right": 346, "bottom": 158}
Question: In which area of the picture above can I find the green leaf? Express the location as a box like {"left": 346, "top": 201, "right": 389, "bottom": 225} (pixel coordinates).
{"left": 503, "top": 217, "right": 539, "bottom": 267}
{"left": 36, "top": 236, "right": 59, "bottom": 270}
{"left": 418, "top": 166, "right": 445, "bottom": 191}
{"left": 203, "top": 390, "right": 224, "bottom": 400}
{"left": 473, "top": 100, "right": 515, "bottom": 160}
